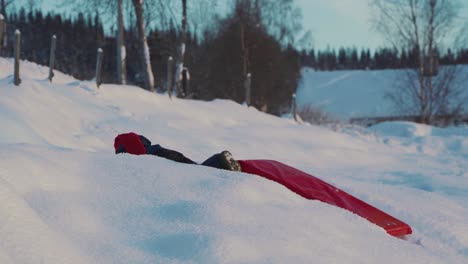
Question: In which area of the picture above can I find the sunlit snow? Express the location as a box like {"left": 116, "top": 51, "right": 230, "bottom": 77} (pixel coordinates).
{"left": 0, "top": 58, "right": 467, "bottom": 263}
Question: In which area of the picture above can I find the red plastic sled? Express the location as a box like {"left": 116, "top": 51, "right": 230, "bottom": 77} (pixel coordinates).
{"left": 238, "top": 160, "right": 412, "bottom": 238}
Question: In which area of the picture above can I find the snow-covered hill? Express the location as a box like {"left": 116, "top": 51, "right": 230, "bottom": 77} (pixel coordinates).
{"left": 296, "top": 67, "right": 468, "bottom": 120}
{"left": 1, "top": 58, "right": 467, "bottom": 263}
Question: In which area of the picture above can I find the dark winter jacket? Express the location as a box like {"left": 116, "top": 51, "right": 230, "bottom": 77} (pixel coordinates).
{"left": 114, "top": 132, "right": 197, "bottom": 164}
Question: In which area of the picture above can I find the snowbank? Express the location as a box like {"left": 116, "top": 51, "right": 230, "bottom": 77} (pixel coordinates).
{"left": 1, "top": 58, "right": 467, "bottom": 263}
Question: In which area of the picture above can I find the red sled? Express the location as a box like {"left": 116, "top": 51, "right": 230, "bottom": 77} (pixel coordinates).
{"left": 238, "top": 160, "right": 412, "bottom": 238}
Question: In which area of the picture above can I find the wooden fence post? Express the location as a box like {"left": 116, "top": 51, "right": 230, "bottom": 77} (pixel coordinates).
{"left": 245, "top": 73, "right": 251, "bottom": 106}
{"left": 182, "top": 67, "right": 190, "bottom": 97}
{"left": 167, "top": 56, "right": 173, "bottom": 99}
{"left": 175, "top": 63, "right": 184, "bottom": 98}
{"left": 14, "top": 29, "right": 21, "bottom": 86}
{"left": 48, "top": 35, "right": 56, "bottom": 82}
{"left": 292, "top": 93, "right": 298, "bottom": 121}
{"left": 0, "top": 15, "right": 4, "bottom": 56}
{"left": 2, "top": 17, "right": 6, "bottom": 52}
{"left": 95, "top": 48, "right": 103, "bottom": 88}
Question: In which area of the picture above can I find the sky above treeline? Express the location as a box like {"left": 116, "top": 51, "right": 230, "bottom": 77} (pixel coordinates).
{"left": 12, "top": 0, "right": 468, "bottom": 51}
{"left": 296, "top": 0, "right": 468, "bottom": 51}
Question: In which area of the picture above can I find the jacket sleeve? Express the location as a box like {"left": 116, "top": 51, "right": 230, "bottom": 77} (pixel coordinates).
{"left": 139, "top": 135, "right": 152, "bottom": 147}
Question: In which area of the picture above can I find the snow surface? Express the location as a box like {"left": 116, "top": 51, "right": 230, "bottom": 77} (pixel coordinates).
{"left": 0, "top": 58, "right": 467, "bottom": 263}
{"left": 296, "top": 67, "right": 468, "bottom": 119}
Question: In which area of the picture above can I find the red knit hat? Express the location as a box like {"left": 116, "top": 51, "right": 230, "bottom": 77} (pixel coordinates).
{"left": 114, "top": 132, "right": 147, "bottom": 155}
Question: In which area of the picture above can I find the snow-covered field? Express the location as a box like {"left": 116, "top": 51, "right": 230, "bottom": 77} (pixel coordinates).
{"left": 296, "top": 67, "right": 468, "bottom": 119}
{"left": 1, "top": 58, "right": 467, "bottom": 263}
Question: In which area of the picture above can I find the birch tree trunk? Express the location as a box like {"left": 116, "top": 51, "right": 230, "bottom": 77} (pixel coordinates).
{"left": 132, "top": 0, "right": 154, "bottom": 91}
{"left": 116, "top": 0, "right": 126, "bottom": 84}
{"left": 175, "top": 0, "right": 187, "bottom": 97}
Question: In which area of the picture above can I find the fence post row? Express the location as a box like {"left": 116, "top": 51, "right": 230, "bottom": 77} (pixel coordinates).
{"left": 245, "top": 73, "right": 251, "bottom": 106}
{"left": 95, "top": 48, "right": 103, "bottom": 88}
{"left": 48, "top": 35, "right": 56, "bottom": 82}
{"left": 14, "top": 29, "right": 21, "bottom": 86}
{"left": 167, "top": 56, "right": 173, "bottom": 99}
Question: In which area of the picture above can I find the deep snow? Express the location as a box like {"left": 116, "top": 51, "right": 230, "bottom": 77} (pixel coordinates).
{"left": 0, "top": 58, "right": 467, "bottom": 263}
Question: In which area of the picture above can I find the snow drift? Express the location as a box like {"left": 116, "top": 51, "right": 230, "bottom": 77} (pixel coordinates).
{"left": 1, "top": 58, "right": 467, "bottom": 263}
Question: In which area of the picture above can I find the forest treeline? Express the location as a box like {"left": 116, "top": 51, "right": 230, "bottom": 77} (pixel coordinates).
{"left": 301, "top": 46, "right": 468, "bottom": 71}
{"left": 1, "top": 5, "right": 300, "bottom": 115}
{"left": 1, "top": 7, "right": 467, "bottom": 115}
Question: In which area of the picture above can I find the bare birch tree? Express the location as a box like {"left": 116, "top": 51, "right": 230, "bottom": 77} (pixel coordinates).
{"left": 1, "top": 0, "right": 13, "bottom": 20}
{"left": 174, "top": 0, "right": 187, "bottom": 97}
{"left": 116, "top": 0, "right": 126, "bottom": 84}
{"left": 373, "top": 0, "right": 467, "bottom": 124}
{"left": 132, "top": 0, "right": 155, "bottom": 91}
{"left": 61, "top": 0, "right": 127, "bottom": 85}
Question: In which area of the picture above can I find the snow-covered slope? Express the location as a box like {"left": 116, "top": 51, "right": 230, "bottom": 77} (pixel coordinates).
{"left": 1, "top": 58, "right": 467, "bottom": 263}
{"left": 296, "top": 67, "right": 468, "bottom": 119}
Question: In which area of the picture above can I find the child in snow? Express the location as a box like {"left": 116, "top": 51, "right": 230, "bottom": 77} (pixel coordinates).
{"left": 114, "top": 132, "right": 241, "bottom": 171}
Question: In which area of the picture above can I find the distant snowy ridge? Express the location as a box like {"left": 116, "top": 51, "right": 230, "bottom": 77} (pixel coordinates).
{"left": 296, "top": 67, "right": 468, "bottom": 120}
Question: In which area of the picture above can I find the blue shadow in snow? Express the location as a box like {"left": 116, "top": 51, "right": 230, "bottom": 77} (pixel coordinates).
{"left": 142, "top": 233, "right": 210, "bottom": 261}
{"left": 155, "top": 201, "right": 202, "bottom": 222}
{"left": 460, "top": 247, "right": 468, "bottom": 256}
{"left": 382, "top": 171, "right": 467, "bottom": 198}
{"left": 380, "top": 171, "right": 434, "bottom": 192}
